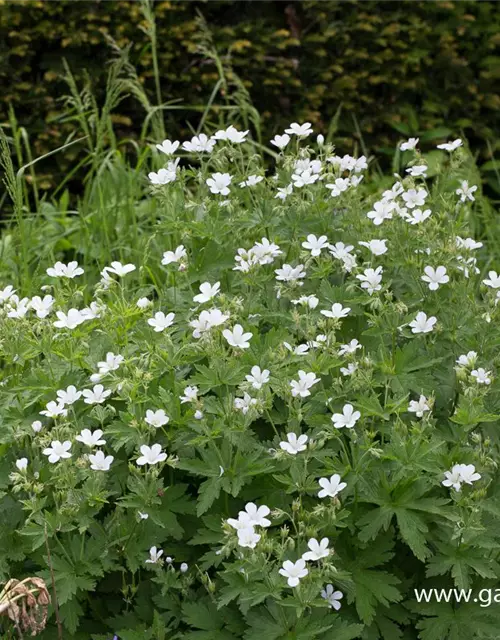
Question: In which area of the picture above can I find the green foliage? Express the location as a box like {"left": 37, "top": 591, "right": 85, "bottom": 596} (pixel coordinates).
{"left": 1, "top": 1, "right": 500, "bottom": 190}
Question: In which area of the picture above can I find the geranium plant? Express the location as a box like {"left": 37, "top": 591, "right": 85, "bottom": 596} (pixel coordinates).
{"left": 1, "top": 122, "right": 500, "bottom": 639}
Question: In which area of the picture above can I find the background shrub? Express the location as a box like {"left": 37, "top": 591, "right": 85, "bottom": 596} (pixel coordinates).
{"left": 1, "top": 0, "right": 500, "bottom": 190}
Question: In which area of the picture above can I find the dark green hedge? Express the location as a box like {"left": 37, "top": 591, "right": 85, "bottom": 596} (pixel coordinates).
{"left": 1, "top": 0, "right": 499, "bottom": 187}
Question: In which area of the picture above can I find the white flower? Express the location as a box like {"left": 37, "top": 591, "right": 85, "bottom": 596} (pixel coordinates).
{"left": 234, "top": 392, "right": 257, "bottom": 415}
{"left": 238, "top": 502, "right": 271, "bottom": 528}
{"left": 320, "top": 303, "right": 350, "bottom": 319}
{"left": 408, "top": 395, "right": 431, "bottom": 418}
{"left": 206, "top": 172, "right": 232, "bottom": 195}
{"left": 145, "top": 409, "right": 170, "bottom": 428}
{"left": 194, "top": 410, "right": 203, "bottom": 420}
{"left": 104, "top": 261, "right": 136, "bottom": 277}
{"left": 0, "top": 285, "right": 16, "bottom": 304}
{"left": 356, "top": 266, "right": 383, "bottom": 295}
{"left": 237, "top": 528, "right": 261, "bottom": 549}
{"left": 275, "top": 184, "right": 293, "bottom": 200}
{"left": 43, "top": 440, "right": 72, "bottom": 463}
{"left": 275, "top": 264, "right": 306, "bottom": 283}
{"left": 189, "top": 308, "right": 229, "bottom": 338}
{"left": 145, "top": 546, "right": 163, "bottom": 564}
{"left": 329, "top": 242, "right": 354, "bottom": 261}
{"left": 180, "top": 562, "right": 188, "bottom": 573}
{"left": 82, "top": 384, "right": 111, "bottom": 404}
{"left": 239, "top": 175, "right": 264, "bottom": 188}
{"left": 302, "top": 537, "right": 330, "bottom": 561}
{"left": 421, "top": 266, "right": 449, "bottom": 290}
{"left": 148, "top": 311, "right": 175, "bottom": 332}
{"left": 456, "top": 351, "right": 477, "bottom": 368}
{"left": 285, "top": 122, "right": 313, "bottom": 137}
{"left": 97, "top": 352, "right": 124, "bottom": 374}
{"left": 400, "top": 138, "right": 419, "bottom": 151}
{"left": 162, "top": 245, "right": 187, "bottom": 266}
{"left": 227, "top": 516, "right": 253, "bottom": 532}
{"left": 156, "top": 139, "right": 180, "bottom": 155}
{"left": 382, "top": 181, "right": 404, "bottom": 201}
{"left": 442, "top": 465, "right": 463, "bottom": 492}
{"left": 148, "top": 168, "right": 176, "bottom": 185}
{"left": 402, "top": 188, "right": 427, "bottom": 209}
{"left": 245, "top": 366, "right": 270, "bottom": 389}
{"left": 294, "top": 158, "right": 322, "bottom": 175}
{"left": 367, "top": 200, "right": 394, "bottom": 225}
{"left": 458, "top": 463, "right": 481, "bottom": 486}
{"left": 31, "top": 420, "right": 43, "bottom": 433}
{"left": 5, "top": 296, "right": 30, "bottom": 319}
{"left": 137, "top": 297, "right": 152, "bottom": 309}
{"left": 406, "top": 165, "right": 428, "bottom": 178}
{"left": 325, "top": 177, "right": 350, "bottom": 197}
{"left": 455, "top": 180, "right": 477, "bottom": 202}
{"left": 193, "top": 281, "right": 220, "bottom": 303}
{"left": 290, "top": 371, "right": 320, "bottom": 398}
{"left": 99, "top": 269, "right": 114, "bottom": 289}
{"left": 270, "top": 133, "right": 290, "bottom": 149}
{"left": 223, "top": 324, "right": 253, "bottom": 349}
{"left": 138, "top": 512, "right": 149, "bottom": 520}
{"left": 437, "top": 138, "right": 462, "bottom": 152}
{"left": 46, "top": 261, "right": 84, "bottom": 278}
{"left": 40, "top": 401, "right": 67, "bottom": 419}
{"left": 321, "top": 584, "right": 344, "bottom": 610}
{"left": 56, "top": 385, "right": 82, "bottom": 406}
{"left": 279, "top": 559, "right": 308, "bottom": 587}
{"left": 88, "top": 450, "right": 114, "bottom": 471}
{"left": 471, "top": 368, "right": 492, "bottom": 385}
{"left": 340, "top": 362, "right": 358, "bottom": 376}
{"left": 332, "top": 404, "right": 360, "bottom": 429}
{"left": 338, "top": 339, "right": 362, "bottom": 356}
{"left": 291, "top": 170, "right": 319, "bottom": 188}
{"left": 284, "top": 342, "right": 309, "bottom": 356}
{"left": 302, "top": 234, "right": 329, "bottom": 257}
{"left": 456, "top": 236, "right": 482, "bottom": 251}
{"left": 53, "top": 309, "right": 87, "bottom": 329}
{"left": 291, "top": 295, "right": 319, "bottom": 309}
{"left": 15, "top": 458, "right": 28, "bottom": 471}
{"left": 179, "top": 386, "right": 198, "bottom": 403}
{"left": 136, "top": 444, "right": 167, "bottom": 466}
{"left": 406, "top": 208, "right": 432, "bottom": 225}
{"left": 280, "top": 433, "right": 308, "bottom": 455}
{"left": 29, "top": 295, "right": 54, "bottom": 318}
{"left": 76, "top": 428, "right": 106, "bottom": 447}
{"left": 182, "top": 133, "right": 216, "bottom": 153}
{"left": 81, "top": 301, "right": 105, "bottom": 320}
{"left": 358, "top": 239, "right": 388, "bottom": 256}
{"left": 409, "top": 312, "right": 436, "bottom": 334}
{"left": 212, "top": 125, "right": 248, "bottom": 144}
{"left": 483, "top": 271, "right": 500, "bottom": 289}
{"left": 318, "top": 474, "right": 347, "bottom": 499}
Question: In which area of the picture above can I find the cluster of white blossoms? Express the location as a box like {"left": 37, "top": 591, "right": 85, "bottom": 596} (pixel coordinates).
{"left": 145, "top": 546, "right": 188, "bottom": 574}
{"left": 233, "top": 237, "right": 283, "bottom": 273}
{"left": 227, "top": 502, "right": 271, "bottom": 549}
{"left": 225, "top": 499, "right": 343, "bottom": 603}
{"left": 442, "top": 464, "right": 481, "bottom": 492}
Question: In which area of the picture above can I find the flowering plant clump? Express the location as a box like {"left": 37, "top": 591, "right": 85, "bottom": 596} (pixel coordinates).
{"left": 1, "top": 123, "right": 500, "bottom": 639}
